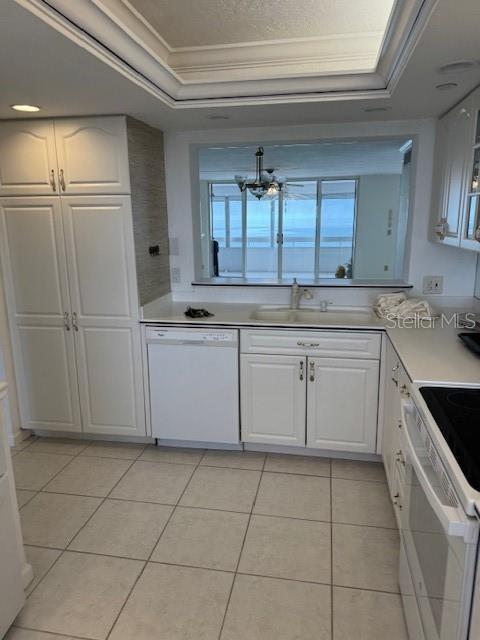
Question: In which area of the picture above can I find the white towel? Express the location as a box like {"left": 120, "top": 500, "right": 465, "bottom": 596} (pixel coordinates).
{"left": 374, "top": 293, "right": 407, "bottom": 318}
{"left": 374, "top": 293, "right": 436, "bottom": 320}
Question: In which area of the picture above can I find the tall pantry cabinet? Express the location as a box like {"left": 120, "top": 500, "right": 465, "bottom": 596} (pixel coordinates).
{"left": 0, "top": 116, "right": 169, "bottom": 437}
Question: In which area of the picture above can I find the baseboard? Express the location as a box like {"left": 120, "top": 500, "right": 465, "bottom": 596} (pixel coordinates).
{"left": 244, "top": 442, "right": 381, "bottom": 461}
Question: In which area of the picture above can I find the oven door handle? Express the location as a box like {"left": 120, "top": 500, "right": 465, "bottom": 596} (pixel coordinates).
{"left": 400, "top": 399, "right": 478, "bottom": 543}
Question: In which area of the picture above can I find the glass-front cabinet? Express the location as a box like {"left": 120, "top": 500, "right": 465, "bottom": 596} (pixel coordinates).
{"left": 462, "top": 109, "right": 480, "bottom": 249}
{"left": 433, "top": 85, "right": 480, "bottom": 252}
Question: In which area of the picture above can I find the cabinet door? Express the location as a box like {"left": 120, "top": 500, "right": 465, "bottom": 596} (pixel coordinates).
{"left": 436, "top": 99, "right": 474, "bottom": 245}
{"left": 0, "top": 121, "right": 58, "bottom": 196}
{"left": 61, "top": 196, "right": 145, "bottom": 436}
{"left": 241, "top": 354, "right": 306, "bottom": 446}
{"left": 54, "top": 117, "right": 130, "bottom": 194}
{"left": 307, "top": 357, "right": 379, "bottom": 453}
{"left": 460, "top": 90, "right": 480, "bottom": 251}
{"left": 381, "top": 341, "right": 403, "bottom": 488}
{"left": 0, "top": 198, "right": 81, "bottom": 432}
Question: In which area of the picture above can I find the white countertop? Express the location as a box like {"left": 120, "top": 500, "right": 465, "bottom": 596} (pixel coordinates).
{"left": 387, "top": 326, "right": 480, "bottom": 387}
{"left": 141, "top": 300, "right": 384, "bottom": 329}
{"left": 141, "top": 300, "right": 480, "bottom": 387}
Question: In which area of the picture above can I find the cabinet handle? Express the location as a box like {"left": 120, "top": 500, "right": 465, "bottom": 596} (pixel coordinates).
{"left": 50, "top": 169, "right": 57, "bottom": 192}
{"left": 64, "top": 312, "right": 70, "bottom": 331}
{"left": 309, "top": 361, "right": 315, "bottom": 382}
{"left": 299, "top": 361, "right": 304, "bottom": 381}
{"left": 72, "top": 312, "right": 79, "bottom": 331}
{"left": 391, "top": 377, "right": 398, "bottom": 386}
{"left": 392, "top": 364, "right": 399, "bottom": 372}
{"left": 59, "top": 169, "right": 66, "bottom": 191}
{"left": 297, "top": 341, "right": 320, "bottom": 348}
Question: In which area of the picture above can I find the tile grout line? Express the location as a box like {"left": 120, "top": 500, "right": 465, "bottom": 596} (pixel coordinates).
{"left": 19, "top": 542, "right": 405, "bottom": 595}
{"left": 21, "top": 449, "right": 141, "bottom": 604}
{"left": 13, "top": 623, "right": 93, "bottom": 640}
{"left": 103, "top": 447, "right": 207, "bottom": 640}
{"left": 16, "top": 445, "right": 399, "bottom": 639}
{"left": 216, "top": 451, "right": 267, "bottom": 640}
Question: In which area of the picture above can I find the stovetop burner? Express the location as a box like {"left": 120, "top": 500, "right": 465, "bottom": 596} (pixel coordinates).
{"left": 420, "top": 387, "right": 480, "bottom": 492}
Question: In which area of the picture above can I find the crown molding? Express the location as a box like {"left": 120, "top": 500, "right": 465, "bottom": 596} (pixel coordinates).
{"left": 171, "top": 33, "right": 382, "bottom": 83}
{"left": 14, "top": 0, "right": 438, "bottom": 107}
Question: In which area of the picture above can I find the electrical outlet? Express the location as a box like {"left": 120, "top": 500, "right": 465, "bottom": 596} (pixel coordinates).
{"left": 423, "top": 275, "right": 444, "bottom": 294}
{"left": 171, "top": 267, "right": 181, "bottom": 284}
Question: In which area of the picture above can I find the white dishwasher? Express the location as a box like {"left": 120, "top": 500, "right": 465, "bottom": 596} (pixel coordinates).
{"left": 146, "top": 326, "right": 240, "bottom": 444}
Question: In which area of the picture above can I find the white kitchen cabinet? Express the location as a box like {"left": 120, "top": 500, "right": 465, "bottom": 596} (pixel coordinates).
{"left": 381, "top": 340, "right": 402, "bottom": 487}
{"left": 53, "top": 118, "right": 130, "bottom": 195}
{"left": 460, "top": 92, "right": 480, "bottom": 250}
{"left": 0, "top": 195, "right": 145, "bottom": 436}
{"left": 0, "top": 198, "right": 82, "bottom": 432}
{"left": 0, "top": 115, "right": 168, "bottom": 438}
{"left": 241, "top": 354, "right": 306, "bottom": 446}
{"left": 0, "top": 121, "right": 58, "bottom": 196}
{"left": 240, "top": 330, "right": 381, "bottom": 453}
{"left": 0, "top": 117, "right": 129, "bottom": 196}
{"left": 381, "top": 338, "right": 410, "bottom": 526}
{"left": 62, "top": 196, "right": 144, "bottom": 436}
{"left": 306, "top": 357, "right": 379, "bottom": 453}
{"left": 433, "top": 97, "right": 474, "bottom": 246}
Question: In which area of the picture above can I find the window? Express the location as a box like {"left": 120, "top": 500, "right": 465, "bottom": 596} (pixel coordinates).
{"left": 208, "top": 179, "right": 357, "bottom": 279}
{"left": 199, "top": 138, "right": 413, "bottom": 282}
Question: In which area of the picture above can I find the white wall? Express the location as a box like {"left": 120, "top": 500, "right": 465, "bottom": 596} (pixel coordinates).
{"left": 354, "top": 174, "right": 401, "bottom": 279}
{"left": 164, "top": 119, "right": 479, "bottom": 302}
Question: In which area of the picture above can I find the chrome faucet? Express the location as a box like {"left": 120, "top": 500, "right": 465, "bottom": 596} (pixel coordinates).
{"left": 290, "top": 278, "right": 313, "bottom": 309}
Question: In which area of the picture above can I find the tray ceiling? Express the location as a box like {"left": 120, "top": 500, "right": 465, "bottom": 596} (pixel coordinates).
{"left": 126, "top": 0, "right": 395, "bottom": 48}
{"left": 20, "top": 0, "right": 430, "bottom": 103}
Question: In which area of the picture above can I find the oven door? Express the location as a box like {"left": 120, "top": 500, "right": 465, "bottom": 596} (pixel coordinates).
{"left": 399, "top": 399, "right": 479, "bottom": 640}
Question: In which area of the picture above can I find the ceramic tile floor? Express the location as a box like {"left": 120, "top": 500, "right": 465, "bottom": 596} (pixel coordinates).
{"left": 8, "top": 437, "right": 409, "bottom": 640}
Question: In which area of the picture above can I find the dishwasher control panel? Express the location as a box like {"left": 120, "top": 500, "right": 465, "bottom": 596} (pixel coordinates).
{"left": 145, "top": 327, "right": 238, "bottom": 345}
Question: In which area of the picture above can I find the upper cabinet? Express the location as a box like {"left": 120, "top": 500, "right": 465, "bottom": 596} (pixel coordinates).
{"left": 0, "top": 116, "right": 130, "bottom": 196}
{"left": 0, "top": 121, "right": 58, "bottom": 196}
{"left": 54, "top": 118, "right": 130, "bottom": 194}
{"left": 433, "top": 87, "right": 480, "bottom": 251}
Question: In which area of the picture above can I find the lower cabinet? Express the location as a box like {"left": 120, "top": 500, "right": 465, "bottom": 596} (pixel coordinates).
{"left": 241, "top": 349, "right": 380, "bottom": 453}
{"left": 382, "top": 338, "right": 408, "bottom": 489}
{"left": 240, "top": 354, "right": 306, "bottom": 446}
{"left": 306, "top": 357, "right": 379, "bottom": 453}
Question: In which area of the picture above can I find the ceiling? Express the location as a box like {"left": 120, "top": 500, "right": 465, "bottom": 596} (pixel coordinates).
{"left": 198, "top": 139, "right": 409, "bottom": 180}
{"left": 127, "top": 0, "right": 395, "bottom": 47}
{"left": 0, "top": 0, "right": 479, "bottom": 130}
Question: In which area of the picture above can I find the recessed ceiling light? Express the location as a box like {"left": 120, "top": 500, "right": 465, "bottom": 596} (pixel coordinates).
{"left": 435, "top": 82, "right": 458, "bottom": 91}
{"left": 363, "top": 106, "right": 392, "bottom": 113}
{"left": 11, "top": 104, "right": 40, "bottom": 112}
{"left": 206, "top": 114, "right": 231, "bottom": 120}
{"left": 438, "top": 60, "right": 477, "bottom": 74}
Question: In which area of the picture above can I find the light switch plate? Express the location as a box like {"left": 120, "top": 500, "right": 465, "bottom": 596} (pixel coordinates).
{"left": 423, "top": 275, "right": 444, "bottom": 294}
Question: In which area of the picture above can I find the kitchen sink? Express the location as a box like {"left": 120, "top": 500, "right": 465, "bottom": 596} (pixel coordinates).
{"left": 250, "top": 305, "right": 374, "bottom": 324}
